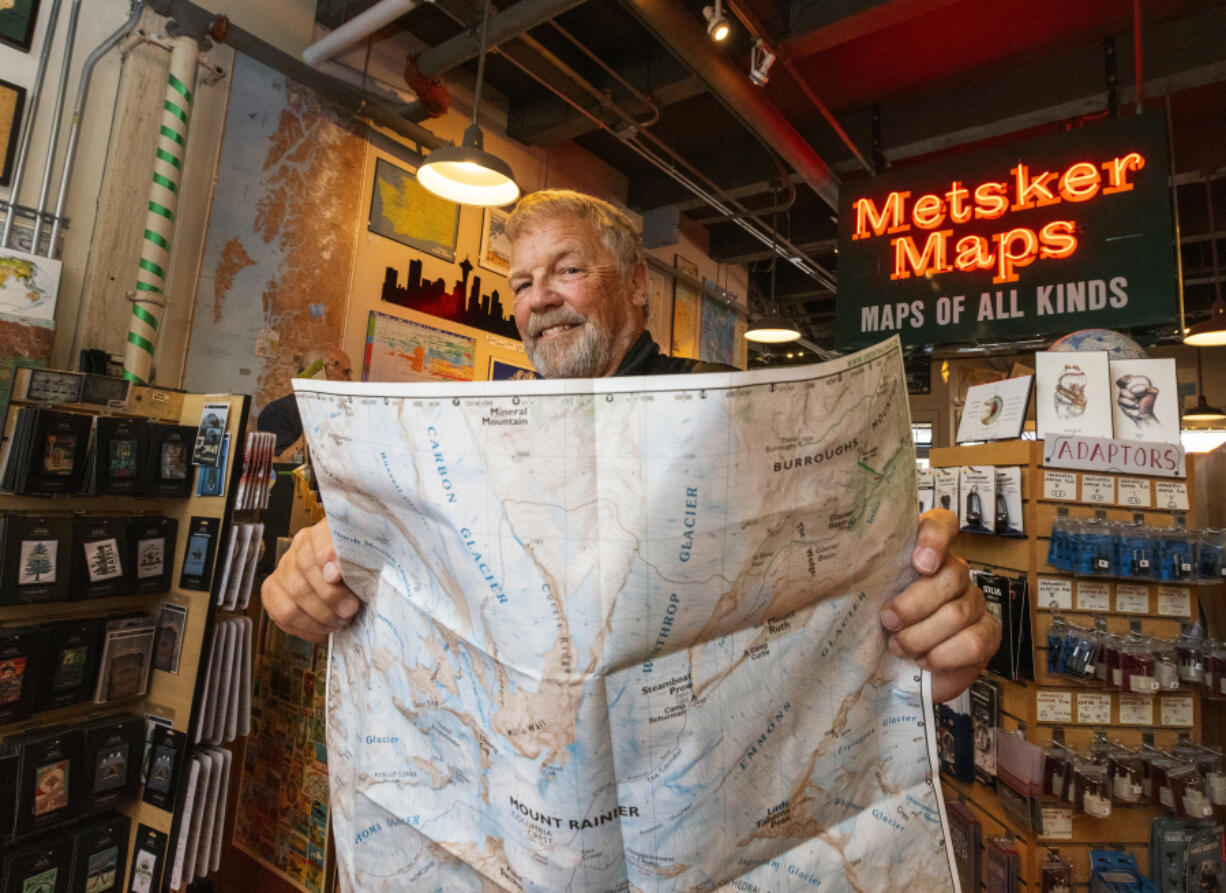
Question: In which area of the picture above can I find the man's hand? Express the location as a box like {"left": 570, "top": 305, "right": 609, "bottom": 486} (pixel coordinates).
{"left": 261, "top": 518, "right": 361, "bottom": 643}
{"left": 880, "top": 508, "right": 1001, "bottom": 703}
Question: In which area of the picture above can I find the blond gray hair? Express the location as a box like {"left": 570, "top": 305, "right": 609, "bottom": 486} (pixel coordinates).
{"left": 506, "top": 189, "right": 645, "bottom": 281}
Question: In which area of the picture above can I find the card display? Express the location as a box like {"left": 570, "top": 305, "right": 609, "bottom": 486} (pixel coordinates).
{"left": 0, "top": 627, "right": 48, "bottom": 724}
{"left": 85, "top": 418, "right": 148, "bottom": 496}
{"left": 126, "top": 825, "right": 166, "bottom": 893}
{"left": 970, "top": 677, "right": 1000, "bottom": 787}
{"left": 152, "top": 603, "right": 187, "bottom": 674}
{"left": 126, "top": 516, "right": 176, "bottom": 594}
{"left": 141, "top": 726, "right": 186, "bottom": 811}
{"left": 0, "top": 831, "right": 71, "bottom": 893}
{"left": 79, "top": 714, "right": 142, "bottom": 812}
{"left": 178, "top": 517, "right": 219, "bottom": 592}
{"left": 958, "top": 465, "right": 996, "bottom": 534}
{"left": 68, "top": 812, "right": 130, "bottom": 893}
{"left": 955, "top": 375, "right": 1033, "bottom": 442}
{"left": 2, "top": 409, "right": 94, "bottom": 495}
{"left": 93, "top": 616, "right": 155, "bottom": 703}
{"left": 235, "top": 431, "right": 276, "bottom": 510}
{"left": 42, "top": 619, "right": 102, "bottom": 710}
{"left": 0, "top": 748, "right": 17, "bottom": 841}
{"left": 191, "top": 402, "right": 230, "bottom": 467}
{"left": 138, "top": 425, "right": 196, "bottom": 497}
{"left": 933, "top": 466, "right": 958, "bottom": 522}
{"left": 0, "top": 515, "right": 72, "bottom": 605}
{"left": 1035, "top": 350, "right": 1113, "bottom": 439}
{"left": 71, "top": 517, "right": 129, "bottom": 600}
{"left": 994, "top": 467, "right": 1024, "bottom": 536}
{"left": 12, "top": 727, "right": 82, "bottom": 836}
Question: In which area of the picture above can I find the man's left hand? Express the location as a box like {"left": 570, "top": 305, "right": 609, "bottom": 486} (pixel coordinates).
{"left": 880, "top": 508, "right": 1001, "bottom": 703}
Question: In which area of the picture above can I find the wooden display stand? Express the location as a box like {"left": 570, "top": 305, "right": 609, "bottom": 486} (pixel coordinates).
{"left": 931, "top": 438, "right": 1205, "bottom": 888}
{"left": 0, "top": 378, "right": 250, "bottom": 893}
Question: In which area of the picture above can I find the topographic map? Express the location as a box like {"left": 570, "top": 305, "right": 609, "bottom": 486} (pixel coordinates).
{"left": 296, "top": 335, "right": 957, "bottom": 893}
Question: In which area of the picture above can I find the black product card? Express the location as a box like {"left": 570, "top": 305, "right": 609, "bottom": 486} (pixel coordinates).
{"left": 970, "top": 677, "right": 1000, "bottom": 787}
{"left": 78, "top": 375, "right": 129, "bottom": 410}
{"left": 943, "top": 799, "right": 980, "bottom": 893}
{"left": 94, "top": 418, "right": 148, "bottom": 496}
{"left": 0, "top": 514, "right": 72, "bottom": 605}
{"left": 178, "top": 516, "right": 219, "bottom": 592}
{"left": 93, "top": 616, "right": 155, "bottom": 704}
{"left": 936, "top": 704, "right": 974, "bottom": 783}
{"left": 1008, "top": 577, "right": 1034, "bottom": 683}
{"left": 0, "top": 831, "right": 72, "bottom": 893}
{"left": 1, "top": 408, "right": 36, "bottom": 493}
{"left": 125, "top": 824, "right": 166, "bottom": 893}
{"left": 13, "top": 727, "right": 82, "bottom": 837}
{"left": 141, "top": 726, "right": 185, "bottom": 811}
{"left": 139, "top": 425, "right": 196, "bottom": 498}
{"left": 78, "top": 715, "right": 142, "bottom": 812}
{"left": 42, "top": 619, "right": 103, "bottom": 710}
{"left": 152, "top": 603, "right": 186, "bottom": 674}
{"left": 0, "top": 748, "right": 18, "bottom": 841}
{"left": 0, "top": 626, "right": 49, "bottom": 724}
{"left": 71, "top": 516, "right": 130, "bottom": 600}
{"left": 979, "top": 572, "right": 1013, "bottom": 679}
{"left": 22, "top": 410, "right": 92, "bottom": 495}
{"left": 68, "top": 812, "right": 130, "bottom": 893}
{"left": 985, "top": 837, "right": 1019, "bottom": 893}
{"left": 126, "top": 516, "right": 177, "bottom": 595}
{"left": 191, "top": 402, "right": 229, "bottom": 467}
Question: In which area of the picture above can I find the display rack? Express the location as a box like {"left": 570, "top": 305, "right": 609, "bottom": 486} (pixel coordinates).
{"left": 931, "top": 438, "right": 1206, "bottom": 889}
{"left": 0, "top": 375, "right": 250, "bottom": 893}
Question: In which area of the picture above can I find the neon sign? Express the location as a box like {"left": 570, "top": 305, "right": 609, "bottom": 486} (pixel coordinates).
{"left": 850, "top": 153, "right": 1146, "bottom": 284}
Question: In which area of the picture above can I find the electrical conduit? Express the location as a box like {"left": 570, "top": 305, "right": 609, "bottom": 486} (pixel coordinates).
{"left": 123, "top": 34, "right": 199, "bottom": 384}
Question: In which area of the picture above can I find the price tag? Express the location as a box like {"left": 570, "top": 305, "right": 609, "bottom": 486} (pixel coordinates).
{"left": 1115, "top": 584, "right": 1149, "bottom": 614}
{"left": 1156, "top": 587, "right": 1191, "bottom": 617}
{"left": 1076, "top": 581, "right": 1111, "bottom": 612}
{"left": 1037, "top": 689, "right": 1073, "bottom": 722}
{"left": 1077, "top": 692, "right": 1112, "bottom": 724}
{"left": 1037, "top": 578, "right": 1073, "bottom": 610}
{"left": 1118, "top": 693, "right": 1154, "bottom": 725}
{"left": 1154, "top": 480, "right": 1189, "bottom": 510}
{"left": 1117, "top": 477, "right": 1152, "bottom": 508}
{"left": 1041, "top": 807, "right": 1073, "bottom": 840}
{"left": 1043, "top": 471, "right": 1077, "bottom": 501}
{"left": 1160, "top": 696, "right": 1194, "bottom": 728}
{"left": 1080, "top": 474, "right": 1116, "bottom": 504}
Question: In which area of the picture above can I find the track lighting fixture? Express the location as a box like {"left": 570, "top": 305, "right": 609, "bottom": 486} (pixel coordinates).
{"left": 703, "top": 0, "right": 730, "bottom": 41}
{"left": 749, "top": 39, "right": 775, "bottom": 87}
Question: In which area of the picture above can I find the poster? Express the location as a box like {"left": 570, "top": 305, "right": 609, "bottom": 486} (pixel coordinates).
{"left": 671, "top": 255, "right": 700, "bottom": 359}
{"left": 1035, "top": 350, "right": 1113, "bottom": 439}
{"left": 955, "top": 376, "right": 1033, "bottom": 442}
{"left": 1109, "top": 357, "right": 1181, "bottom": 444}
{"left": 645, "top": 270, "right": 672, "bottom": 354}
{"left": 479, "top": 207, "right": 511, "bottom": 277}
{"left": 233, "top": 620, "right": 331, "bottom": 893}
{"left": 368, "top": 157, "right": 459, "bottom": 262}
{"left": 363, "top": 310, "right": 475, "bottom": 383}
{"left": 699, "top": 288, "right": 736, "bottom": 366}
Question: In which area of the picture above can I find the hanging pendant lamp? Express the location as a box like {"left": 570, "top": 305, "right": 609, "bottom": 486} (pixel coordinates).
{"left": 1184, "top": 177, "right": 1226, "bottom": 346}
{"left": 744, "top": 188, "right": 801, "bottom": 345}
{"left": 1183, "top": 348, "right": 1226, "bottom": 422}
{"left": 417, "top": 0, "right": 519, "bottom": 207}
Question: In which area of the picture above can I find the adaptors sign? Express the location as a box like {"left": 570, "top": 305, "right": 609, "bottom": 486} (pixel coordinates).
{"left": 835, "top": 114, "right": 1177, "bottom": 350}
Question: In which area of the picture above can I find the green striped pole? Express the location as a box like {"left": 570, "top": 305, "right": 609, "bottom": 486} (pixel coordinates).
{"left": 123, "top": 34, "right": 199, "bottom": 385}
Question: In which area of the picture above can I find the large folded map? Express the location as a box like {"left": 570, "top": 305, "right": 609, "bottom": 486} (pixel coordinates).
{"left": 296, "top": 335, "right": 958, "bottom": 892}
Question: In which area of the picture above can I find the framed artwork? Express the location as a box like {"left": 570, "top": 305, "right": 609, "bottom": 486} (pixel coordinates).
{"left": 0, "top": 0, "right": 39, "bottom": 52}
{"left": 645, "top": 271, "right": 672, "bottom": 353}
{"left": 368, "top": 157, "right": 459, "bottom": 262}
{"left": 0, "top": 79, "right": 25, "bottom": 187}
{"left": 479, "top": 207, "right": 511, "bottom": 277}
{"left": 671, "top": 255, "right": 700, "bottom": 359}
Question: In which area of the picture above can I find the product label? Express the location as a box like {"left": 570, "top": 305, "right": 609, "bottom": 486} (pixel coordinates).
{"left": 1159, "top": 696, "right": 1194, "bottom": 728}
{"left": 1036, "top": 689, "right": 1073, "bottom": 723}
{"left": 1038, "top": 577, "right": 1073, "bottom": 610}
{"left": 1043, "top": 471, "right": 1077, "bottom": 501}
{"left": 1118, "top": 693, "right": 1154, "bottom": 725}
{"left": 1114, "top": 584, "right": 1150, "bottom": 614}
{"left": 1156, "top": 587, "right": 1191, "bottom": 617}
{"left": 1076, "top": 581, "right": 1111, "bottom": 612}
{"left": 1040, "top": 807, "right": 1073, "bottom": 840}
{"left": 1117, "top": 477, "right": 1151, "bottom": 508}
{"left": 1154, "top": 480, "right": 1189, "bottom": 510}
{"left": 1077, "top": 692, "right": 1112, "bottom": 724}
{"left": 1080, "top": 474, "right": 1116, "bottom": 504}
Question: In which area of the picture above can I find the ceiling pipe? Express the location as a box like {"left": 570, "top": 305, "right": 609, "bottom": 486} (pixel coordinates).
{"left": 145, "top": 0, "right": 448, "bottom": 149}
{"left": 302, "top": 0, "right": 422, "bottom": 67}
{"left": 415, "top": 0, "right": 586, "bottom": 78}
{"left": 616, "top": 0, "right": 840, "bottom": 211}
{"left": 31, "top": 0, "right": 85, "bottom": 253}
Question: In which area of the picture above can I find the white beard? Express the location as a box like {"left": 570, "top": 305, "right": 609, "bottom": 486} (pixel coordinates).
{"left": 526, "top": 322, "right": 614, "bottom": 379}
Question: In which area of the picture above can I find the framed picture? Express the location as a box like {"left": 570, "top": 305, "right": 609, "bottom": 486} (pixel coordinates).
{"left": 479, "top": 207, "right": 511, "bottom": 277}
{"left": 0, "top": 0, "right": 38, "bottom": 52}
{"left": 0, "top": 79, "right": 26, "bottom": 186}
{"left": 368, "top": 157, "right": 459, "bottom": 262}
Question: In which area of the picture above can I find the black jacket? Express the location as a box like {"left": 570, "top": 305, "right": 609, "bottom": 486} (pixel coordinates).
{"left": 614, "top": 331, "right": 736, "bottom": 376}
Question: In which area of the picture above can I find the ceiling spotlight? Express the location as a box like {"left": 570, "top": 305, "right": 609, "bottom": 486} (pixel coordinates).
{"left": 703, "top": 1, "right": 730, "bottom": 41}
{"left": 749, "top": 39, "right": 776, "bottom": 87}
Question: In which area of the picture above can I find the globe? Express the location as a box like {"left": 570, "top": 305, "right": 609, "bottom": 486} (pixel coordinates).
{"left": 1048, "top": 328, "right": 1147, "bottom": 360}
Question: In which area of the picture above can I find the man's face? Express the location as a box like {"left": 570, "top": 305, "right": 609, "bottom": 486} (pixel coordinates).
{"left": 508, "top": 216, "right": 644, "bottom": 378}
{"left": 323, "top": 352, "right": 352, "bottom": 381}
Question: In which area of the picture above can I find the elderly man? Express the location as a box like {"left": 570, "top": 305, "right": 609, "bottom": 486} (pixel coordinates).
{"left": 262, "top": 189, "right": 999, "bottom": 703}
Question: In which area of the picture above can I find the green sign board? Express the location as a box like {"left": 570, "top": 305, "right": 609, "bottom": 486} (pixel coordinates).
{"left": 834, "top": 115, "right": 1178, "bottom": 350}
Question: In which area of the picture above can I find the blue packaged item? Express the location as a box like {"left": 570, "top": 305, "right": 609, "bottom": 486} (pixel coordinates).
{"left": 1116, "top": 523, "right": 1154, "bottom": 579}
{"left": 1197, "top": 529, "right": 1225, "bottom": 581}
{"left": 1047, "top": 516, "right": 1065, "bottom": 568}
{"left": 1057, "top": 627, "right": 1082, "bottom": 677}
{"left": 1078, "top": 519, "right": 1115, "bottom": 576}
{"left": 1090, "top": 849, "right": 1159, "bottom": 893}
{"left": 1048, "top": 617, "right": 1068, "bottom": 676}
{"left": 1156, "top": 533, "right": 1194, "bottom": 582}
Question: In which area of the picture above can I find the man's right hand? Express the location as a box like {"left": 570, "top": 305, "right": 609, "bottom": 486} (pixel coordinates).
{"left": 261, "top": 518, "right": 361, "bottom": 643}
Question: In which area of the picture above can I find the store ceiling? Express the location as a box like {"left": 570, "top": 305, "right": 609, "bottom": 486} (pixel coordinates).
{"left": 318, "top": 0, "right": 1226, "bottom": 351}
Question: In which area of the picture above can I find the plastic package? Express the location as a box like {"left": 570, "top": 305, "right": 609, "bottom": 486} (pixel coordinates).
{"left": 1040, "top": 851, "right": 1073, "bottom": 893}
{"left": 1078, "top": 518, "right": 1115, "bottom": 576}
{"left": 1152, "top": 638, "right": 1180, "bottom": 691}
{"left": 1177, "top": 634, "right": 1204, "bottom": 684}
{"left": 1121, "top": 635, "right": 1157, "bottom": 694}
{"left": 1074, "top": 761, "right": 1111, "bottom": 818}
{"left": 1103, "top": 633, "right": 1124, "bottom": 690}
{"left": 1044, "top": 747, "right": 1071, "bottom": 798}
{"left": 1166, "top": 765, "right": 1212, "bottom": 818}
{"left": 1206, "top": 640, "right": 1226, "bottom": 701}
{"left": 1061, "top": 625, "right": 1098, "bottom": 681}
{"left": 1115, "top": 522, "right": 1154, "bottom": 578}
{"left": 1197, "top": 528, "right": 1225, "bottom": 581}
{"left": 1155, "top": 529, "right": 1194, "bottom": 581}
{"left": 1107, "top": 749, "right": 1143, "bottom": 802}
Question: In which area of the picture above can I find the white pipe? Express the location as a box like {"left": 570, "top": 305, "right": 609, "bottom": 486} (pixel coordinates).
{"left": 302, "top": 0, "right": 421, "bottom": 68}
{"left": 31, "top": 0, "right": 84, "bottom": 253}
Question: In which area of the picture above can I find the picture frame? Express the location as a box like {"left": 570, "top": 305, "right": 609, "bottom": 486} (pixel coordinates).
{"left": 367, "top": 156, "right": 459, "bottom": 262}
{"left": 0, "top": 80, "right": 26, "bottom": 186}
{"left": 478, "top": 206, "right": 511, "bottom": 277}
{"left": 0, "top": 0, "right": 39, "bottom": 52}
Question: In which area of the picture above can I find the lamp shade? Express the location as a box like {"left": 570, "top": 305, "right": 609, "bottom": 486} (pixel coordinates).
{"left": 417, "top": 124, "right": 519, "bottom": 207}
{"left": 1183, "top": 394, "right": 1226, "bottom": 422}
{"left": 744, "top": 315, "right": 801, "bottom": 343}
{"left": 1184, "top": 304, "right": 1226, "bottom": 346}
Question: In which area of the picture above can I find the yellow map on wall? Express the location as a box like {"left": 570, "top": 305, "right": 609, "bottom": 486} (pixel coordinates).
{"left": 369, "top": 158, "right": 459, "bottom": 261}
